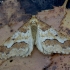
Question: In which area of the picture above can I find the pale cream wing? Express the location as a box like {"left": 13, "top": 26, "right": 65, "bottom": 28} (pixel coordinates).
{"left": 0, "top": 23, "right": 34, "bottom": 59}
{"left": 36, "top": 21, "right": 70, "bottom": 54}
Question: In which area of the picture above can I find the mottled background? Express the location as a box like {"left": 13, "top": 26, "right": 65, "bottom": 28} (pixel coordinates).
{"left": 0, "top": 0, "right": 70, "bottom": 14}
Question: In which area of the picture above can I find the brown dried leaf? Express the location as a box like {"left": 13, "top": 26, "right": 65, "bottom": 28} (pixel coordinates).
{"left": 60, "top": 9, "right": 70, "bottom": 38}
{"left": 36, "top": 7, "right": 65, "bottom": 31}
{"left": 36, "top": 0, "right": 68, "bottom": 31}
{"left": 0, "top": 25, "right": 13, "bottom": 46}
{"left": 47, "top": 54, "right": 70, "bottom": 70}
{"left": 0, "top": 0, "right": 31, "bottom": 46}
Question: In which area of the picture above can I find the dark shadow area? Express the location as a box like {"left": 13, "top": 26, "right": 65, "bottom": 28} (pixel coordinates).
{"left": 18, "top": 0, "right": 70, "bottom": 15}
{"left": 0, "top": 0, "right": 70, "bottom": 14}
{"left": 67, "top": 0, "right": 70, "bottom": 8}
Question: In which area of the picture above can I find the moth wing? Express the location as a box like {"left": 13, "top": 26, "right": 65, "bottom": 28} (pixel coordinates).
{"left": 36, "top": 21, "right": 70, "bottom": 54}
{"left": 0, "top": 23, "right": 34, "bottom": 59}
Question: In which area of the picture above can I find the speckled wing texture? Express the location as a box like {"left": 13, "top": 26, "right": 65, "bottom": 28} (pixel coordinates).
{"left": 0, "top": 20, "right": 34, "bottom": 59}
{"left": 36, "top": 0, "right": 70, "bottom": 54}
{"left": 35, "top": 16, "right": 70, "bottom": 55}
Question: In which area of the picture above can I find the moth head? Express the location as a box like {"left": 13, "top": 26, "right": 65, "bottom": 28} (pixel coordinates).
{"left": 29, "top": 15, "right": 38, "bottom": 26}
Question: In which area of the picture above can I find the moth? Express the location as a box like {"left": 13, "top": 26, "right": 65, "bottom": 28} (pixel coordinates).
{"left": 0, "top": 15, "right": 69, "bottom": 59}
{"left": 0, "top": 0, "right": 70, "bottom": 59}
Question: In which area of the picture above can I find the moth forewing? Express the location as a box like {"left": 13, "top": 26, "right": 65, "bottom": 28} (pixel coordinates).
{"left": 35, "top": 19, "right": 70, "bottom": 54}
{"left": 0, "top": 18, "right": 34, "bottom": 59}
